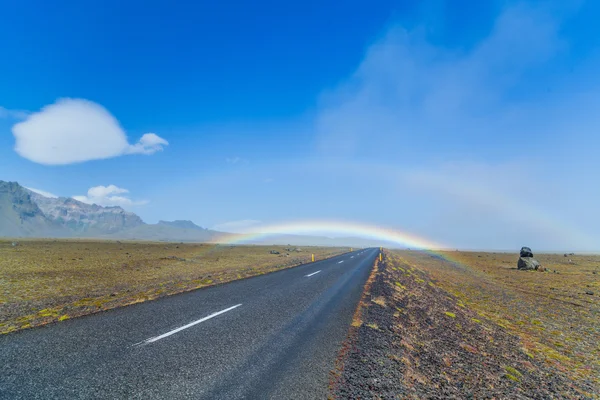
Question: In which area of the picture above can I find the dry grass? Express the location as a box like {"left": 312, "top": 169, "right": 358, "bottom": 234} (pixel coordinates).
{"left": 371, "top": 296, "right": 387, "bottom": 307}
{"left": 334, "top": 250, "right": 597, "bottom": 398}
{"left": 395, "top": 250, "right": 600, "bottom": 389}
{"left": 351, "top": 257, "right": 380, "bottom": 328}
{"left": 0, "top": 239, "right": 347, "bottom": 334}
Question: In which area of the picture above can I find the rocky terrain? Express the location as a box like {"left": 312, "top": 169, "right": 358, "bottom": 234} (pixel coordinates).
{"left": 28, "top": 190, "right": 144, "bottom": 234}
{"left": 332, "top": 250, "right": 599, "bottom": 399}
{"left": 0, "top": 181, "right": 67, "bottom": 237}
{"left": 0, "top": 180, "right": 220, "bottom": 241}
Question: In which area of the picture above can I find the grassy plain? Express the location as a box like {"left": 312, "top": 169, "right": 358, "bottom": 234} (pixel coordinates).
{"left": 396, "top": 250, "right": 600, "bottom": 390}
{"left": 334, "top": 250, "right": 599, "bottom": 398}
{"left": 0, "top": 239, "right": 347, "bottom": 334}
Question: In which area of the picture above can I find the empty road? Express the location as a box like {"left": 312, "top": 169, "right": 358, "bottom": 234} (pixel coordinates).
{"left": 0, "top": 248, "right": 378, "bottom": 399}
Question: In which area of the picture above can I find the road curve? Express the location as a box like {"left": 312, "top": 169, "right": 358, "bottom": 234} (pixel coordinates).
{"left": 0, "top": 248, "right": 379, "bottom": 399}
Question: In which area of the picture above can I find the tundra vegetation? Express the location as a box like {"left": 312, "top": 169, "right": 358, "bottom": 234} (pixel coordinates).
{"left": 333, "top": 250, "right": 599, "bottom": 399}
{"left": 0, "top": 239, "right": 346, "bottom": 334}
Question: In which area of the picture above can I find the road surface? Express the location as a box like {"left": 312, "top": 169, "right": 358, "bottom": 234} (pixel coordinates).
{"left": 0, "top": 248, "right": 378, "bottom": 399}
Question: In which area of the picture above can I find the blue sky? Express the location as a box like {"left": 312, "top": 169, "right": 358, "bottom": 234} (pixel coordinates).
{"left": 2, "top": 0, "right": 600, "bottom": 250}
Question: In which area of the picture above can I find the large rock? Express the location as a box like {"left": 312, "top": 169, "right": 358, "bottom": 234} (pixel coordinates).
{"left": 520, "top": 246, "right": 534, "bottom": 258}
{"left": 518, "top": 257, "right": 540, "bottom": 271}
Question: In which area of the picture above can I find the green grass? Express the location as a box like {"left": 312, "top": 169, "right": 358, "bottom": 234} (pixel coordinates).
{"left": 504, "top": 366, "right": 522, "bottom": 377}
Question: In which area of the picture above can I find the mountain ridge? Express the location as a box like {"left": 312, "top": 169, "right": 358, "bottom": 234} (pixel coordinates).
{"left": 1, "top": 180, "right": 396, "bottom": 247}
{"left": 27, "top": 189, "right": 145, "bottom": 235}
{"left": 157, "top": 220, "right": 206, "bottom": 230}
{"left": 0, "top": 181, "right": 68, "bottom": 237}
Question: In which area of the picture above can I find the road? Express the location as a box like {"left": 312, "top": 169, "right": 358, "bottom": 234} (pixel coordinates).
{"left": 0, "top": 248, "right": 378, "bottom": 399}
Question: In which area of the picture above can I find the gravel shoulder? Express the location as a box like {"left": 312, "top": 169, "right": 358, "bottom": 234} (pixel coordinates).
{"left": 332, "top": 251, "right": 598, "bottom": 399}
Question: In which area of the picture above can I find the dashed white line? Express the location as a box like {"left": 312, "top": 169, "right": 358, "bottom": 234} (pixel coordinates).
{"left": 338, "top": 260, "right": 344, "bottom": 264}
{"left": 351, "top": 256, "right": 354, "bottom": 258}
{"left": 305, "top": 270, "right": 321, "bottom": 277}
{"left": 133, "top": 304, "right": 242, "bottom": 346}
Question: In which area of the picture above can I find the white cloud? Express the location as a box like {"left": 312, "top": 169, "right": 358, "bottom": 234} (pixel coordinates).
{"left": 25, "top": 187, "right": 58, "bottom": 198}
{"left": 315, "top": 4, "right": 564, "bottom": 155}
{"left": 73, "top": 185, "right": 148, "bottom": 208}
{"left": 396, "top": 161, "right": 598, "bottom": 250}
{"left": 11, "top": 98, "right": 168, "bottom": 165}
{"left": 0, "top": 106, "right": 29, "bottom": 120}
{"left": 303, "top": 2, "right": 600, "bottom": 251}
{"left": 126, "top": 133, "right": 169, "bottom": 155}
{"left": 212, "top": 219, "right": 262, "bottom": 233}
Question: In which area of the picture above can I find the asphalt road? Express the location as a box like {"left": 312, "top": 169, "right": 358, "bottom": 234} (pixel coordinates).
{"left": 0, "top": 248, "right": 379, "bottom": 399}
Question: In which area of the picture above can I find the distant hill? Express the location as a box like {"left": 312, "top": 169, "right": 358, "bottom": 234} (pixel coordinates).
{"left": 232, "top": 233, "right": 400, "bottom": 248}
{"left": 157, "top": 220, "right": 206, "bottom": 231}
{"left": 105, "top": 223, "right": 220, "bottom": 242}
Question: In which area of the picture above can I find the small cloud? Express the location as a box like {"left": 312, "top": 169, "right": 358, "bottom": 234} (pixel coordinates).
{"left": 11, "top": 98, "right": 168, "bottom": 165}
{"left": 212, "top": 219, "right": 262, "bottom": 233}
{"left": 126, "top": 133, "right": 169, "bottom": 155}
{"left": 73, "top": 185, "right": 148, "bottom": 208}
{"left": 25, "top": 187, "right": 58, "bottom": 198}
{"left": 0, "top": 106, "right": 29, "bottom": 120}
{"left": 226, "top": 157, "right": 241, "bottom": 164}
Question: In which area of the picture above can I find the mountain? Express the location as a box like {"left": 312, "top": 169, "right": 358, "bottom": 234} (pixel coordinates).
{"left": 0, "top": 181, "right": 67, "bottom": 237}
{"left": 3, "top": 181, "right": 217, "bottom": 241}
{"left": 27, "top": 190, "right": 144, "bottom": 235}
{"left": 1, "top": 180, "right": 393, "bottom": 247}
{"left": 157, "top": 220, "right": 206, "bottom": 231}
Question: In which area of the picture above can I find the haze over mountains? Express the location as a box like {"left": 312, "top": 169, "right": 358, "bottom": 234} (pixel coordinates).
{"left": 0, "top": 181, "right": 394, "bottom": 247}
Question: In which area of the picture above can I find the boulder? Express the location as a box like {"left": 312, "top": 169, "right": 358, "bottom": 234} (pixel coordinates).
{"left": 520, "top": 246, "right": 534, "bottom": 258}
{"left": 269, "top": 250, "right": 280, "bottom": 255}
{"left": 518, "top": 257, "right": 540, "bottom": 271}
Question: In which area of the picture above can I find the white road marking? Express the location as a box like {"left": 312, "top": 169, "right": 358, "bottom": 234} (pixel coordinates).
{"left": 305, "top": 270, "right": 321, "bottom": 277}
{"left": 338, "top": 260, "right": 344, "bottom": 264}
{"left": 133, "top": 304, "right": 242, "bottom": 346}
{"left": 351, "top": 256, "right": 354, "bottom": 258}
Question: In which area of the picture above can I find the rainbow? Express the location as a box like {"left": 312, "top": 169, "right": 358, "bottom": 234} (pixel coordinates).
{"left": 403, "top": 166, "right": 597, "bottom": 249}
{"left": 210, "top": 220, "right": 446, "bottom": 250}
